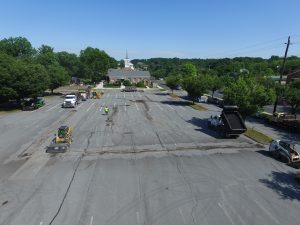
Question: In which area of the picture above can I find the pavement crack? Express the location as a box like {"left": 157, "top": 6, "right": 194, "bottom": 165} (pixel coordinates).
{"left": 173, "top": 156, "right": 198, "bottom": 225}
{"left": 48, "top": 130, "right": 95, "bottom": 225}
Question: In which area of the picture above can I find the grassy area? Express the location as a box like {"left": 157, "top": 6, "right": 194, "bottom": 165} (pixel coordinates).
{"left": 244, "top": 127, "right": 273, "bottom": 144}
{"left": 189, "top": 103, "right": 207, "bottom": 111}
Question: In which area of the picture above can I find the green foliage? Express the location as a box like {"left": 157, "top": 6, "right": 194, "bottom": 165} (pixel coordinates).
{"left": 47, "top": 65, "right": 69, "bottom": 92}
{"left": 289, "top": 78, "right": 300, "bottom": 89}
{"left": 206, "top": 75, "right": 223, "bottom": 98}
{"left": 79, "top": 47, "right": 112, "bottom": 82}
{"left": 57, "top": 51, "right": 79, "bottom": 77}
{"left": 136, "top": 81, "right": 146, "bottom": 88}
{"left": 13, "top": 61, "right": 50, "bottom": 99}
{"left": 0, "top": 53, "right": 18, "bottom": 101}
{"left": 0, "top": 37, "right": 34, "bottom": 58}
{"left": 123, "top": 80, "right": 131, "bottom": 86}
{"left": 284, "top": 86, "right": 300, "bottom": 114}
{"left": 181, "top": 63, "right": 197, "bottom": 77}
{"left": 182, "top": 75, "right": 209, "bottom": 103}
{"left": 223, "top": 77, "right": 276, "bottom": 118}
{"left": 0, "top": 36, "right": 117, "bottom": 102}
{"left": 119, "top": 60, "right": 125, "bottom": 68}
{"left": 166, "top": 75, "right": 181, "bottom": 93}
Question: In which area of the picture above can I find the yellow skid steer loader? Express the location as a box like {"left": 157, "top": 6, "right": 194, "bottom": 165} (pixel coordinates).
{"left": 46, "top": 126, "right": 73, "bottom": 153}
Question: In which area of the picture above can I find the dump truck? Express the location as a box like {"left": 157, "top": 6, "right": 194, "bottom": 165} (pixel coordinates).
{"left": 269, "top": 140, "right": 300, "bottom": 167}
{"left": 79, "top": 89, "right": 88, "bottom": 101}
{"left": 46, "top": 126, "right": 73, "bottom": 153}
{"left": 208, "top": 105, "right": 246, "bottom": 137}
{"left": 21, "top": 97, "right": 45, "bottom": 110}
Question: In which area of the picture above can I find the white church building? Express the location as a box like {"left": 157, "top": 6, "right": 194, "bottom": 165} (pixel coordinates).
{"left": 123, "top": 50, "right": 134, "bottom": 70}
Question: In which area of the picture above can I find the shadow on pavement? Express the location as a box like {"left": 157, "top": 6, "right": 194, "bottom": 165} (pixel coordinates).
{"left": 259, "top": 171, "right": 300, "bottom": 201}
{"left": 154, "top": 93, "right": 168, "bottom": 96}
{"left": 160, "top": 100, "right": 192, "bottom": 106}
{"left": 186, "top": 117, "right": 221, "bottom": 139}
{"left": 247, "top": 117, "right": 300, "bottom": 142}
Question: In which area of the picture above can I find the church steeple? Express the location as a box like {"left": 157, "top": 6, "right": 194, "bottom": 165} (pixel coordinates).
{"left": 125, "top": 49, "right": 128, "bottom": 59}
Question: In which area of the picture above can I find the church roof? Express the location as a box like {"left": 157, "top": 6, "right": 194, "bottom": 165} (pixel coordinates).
{"left": 107, "top": 69, "right": 150, "bottom": 79}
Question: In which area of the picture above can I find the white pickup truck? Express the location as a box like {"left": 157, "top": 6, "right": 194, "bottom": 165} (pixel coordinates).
{"left": 62, "top": 95, "right": 77, "bottom": 108}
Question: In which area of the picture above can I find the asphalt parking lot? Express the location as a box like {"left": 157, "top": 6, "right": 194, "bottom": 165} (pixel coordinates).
{"left": 0, "top": 89, "right": 299, "bottom": 225}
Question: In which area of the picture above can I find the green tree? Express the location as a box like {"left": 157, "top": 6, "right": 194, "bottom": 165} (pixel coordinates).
{"left": 181, "top": 63, "right": 197, "bottom": 77}
{"left": 166, "top": 75, "right": 181, "bottom": 93}
{"left": 56, "top": 51, "right": 79, "bottom": 77}
{"left": 35, "top": 45, "right": 70, "bottom": 92}
{"left": 119, "top": 60, "right": 125, "bottom": 68}
{"left": 123, "top": 80, "right": 131, "bottom": 86}
{"left": 0, "top": 37, "right": 34, "bottom": 58}
{"left": 79, "top": 47, "right": 113, "bottom": 82}
{"left": 283, "top": 78, "right": 300, "bottom": 114}
{"left": 284, "top": 87, "right": 300, "bottom": 114}
{"left": 0, "top": 53, "right": 18, "bottom": 102}
{"left": 207, "top": 75, "right": 223, "bottom": 98}
{"left": 47, "top": 65, "right": 69, "bottom": 93}
{"left": 224, "top": 77, "right": 276, "bottom": 118}
{"left": 13, "top": 61, "right": 50, "bottom": 99}
{"left": 182, "top": 75, "right": 209, "bottom": 103}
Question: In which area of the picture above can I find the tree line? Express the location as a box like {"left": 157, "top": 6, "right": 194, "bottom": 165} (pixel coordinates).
{"left": 132, "top": 56, "right": 300, "bottom": 79}
{"left": 165, "top": 63, "right": 300, "bottom": 118}
{"left": 0, "top": 36, "right": 117, "bottom": 102}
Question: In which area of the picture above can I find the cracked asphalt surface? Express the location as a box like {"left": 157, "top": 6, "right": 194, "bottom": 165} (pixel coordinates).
{"left": 0, "top": 89, "right": 299, "bottom": 225}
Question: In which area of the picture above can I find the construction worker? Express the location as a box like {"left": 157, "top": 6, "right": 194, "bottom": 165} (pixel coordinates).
{"left": 104, "top": 106, "right": 109, "bottom": 114}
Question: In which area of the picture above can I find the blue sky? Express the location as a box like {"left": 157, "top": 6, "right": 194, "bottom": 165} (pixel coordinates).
{"left": 1, "top": 0, "right": 300, "bottom": 59}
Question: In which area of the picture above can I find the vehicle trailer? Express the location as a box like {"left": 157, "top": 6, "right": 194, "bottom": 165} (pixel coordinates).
{"left": 208, "top": 105, "right": 246, "bottom": 137}
{"left": 21, "top": 97, "right": 45, "bottom": 110}
{"left": 258, "top": 112, "right": 300, "bottom": 132}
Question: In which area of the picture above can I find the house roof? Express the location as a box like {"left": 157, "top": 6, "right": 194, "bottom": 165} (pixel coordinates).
{"left": 107, "top": 69, "right": 150, "bottom": 79}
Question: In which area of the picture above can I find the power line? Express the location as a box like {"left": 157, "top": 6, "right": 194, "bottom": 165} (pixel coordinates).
{"left": 209, "top": 36, "right": 288, "bottom": 58}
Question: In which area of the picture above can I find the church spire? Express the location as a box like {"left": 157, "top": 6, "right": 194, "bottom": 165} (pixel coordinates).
{"left": 126, "top": 49, "right": 128, "bottom": 59}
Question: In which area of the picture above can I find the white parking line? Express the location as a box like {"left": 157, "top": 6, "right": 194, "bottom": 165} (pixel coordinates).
{"left": 46, "top": 103, "right": 60, "bottom": 112}
{"left": 89, "top": 216, "right": 94, "bottom": 225}
{"left": 123, "top": 93, "right": 126, "bottom": 98}
{"left": 131, "top": 93, "right": 134, "bottom": 98}
{"left": 59, "top": 108, "right": 64, "bottom": 112}
{"left": 167, "top": 105, "right": 175, "bottom": 110}
{"left": 114, "top": 102, "right": 116, "bottom": 108}
{"left": 155, "top": 102, "right": 163, "bottom": 110}
{"left": 86, "top": 102, "right": 95, "bottom": 112}
{"left": 138, "top": 92, "right": 142, "bottom": 98}
{"left": 135, "top": 102, "right": 139, "bottom": 111}
{"left": 115, "top": 93, "right": 118, "bottom": 98}
{"left": 39, "top": 222, "right": 43, "bottom": 225}
{"left": 124, "top": 102, "right": 127, "bottom": 112}
{"left": 179, "top": 106, "right": 186, "bottom": 110}
{"left": 77, "top": 104, "right": 83, "bottom": 109}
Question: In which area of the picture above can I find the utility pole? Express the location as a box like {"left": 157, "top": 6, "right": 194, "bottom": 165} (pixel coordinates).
{"left": 273, "top": 36, "right": 291, "bottom": 114}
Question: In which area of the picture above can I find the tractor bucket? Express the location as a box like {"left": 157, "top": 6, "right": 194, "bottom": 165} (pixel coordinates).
{"left": 46, "top": 143, "right": 69, "bottom": 153}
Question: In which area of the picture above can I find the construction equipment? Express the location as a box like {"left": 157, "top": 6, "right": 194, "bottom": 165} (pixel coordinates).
{"left": 21, "top": 97, "right": 45, "bottom": 110}
{"left": 269, "top": 140, "right": 300, "bottom": 167}
{"left": 91, "top": 89, "right": 102, "bottom": 99}
{"left": 79, "top": 89, "right": 88, "bottom": 101}
{"left": 208, "top": 105, "right": 246, "bottom": 138}
{"left": 62, "top": 95, "right": 77, "bottom": 108}
{"left": 46, "top": 126, "right": 73, "bottom": 153}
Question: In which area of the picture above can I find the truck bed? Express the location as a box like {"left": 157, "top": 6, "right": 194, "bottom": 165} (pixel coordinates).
{"left": 221, "top": 106, "right": 246, "bottom": 134}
